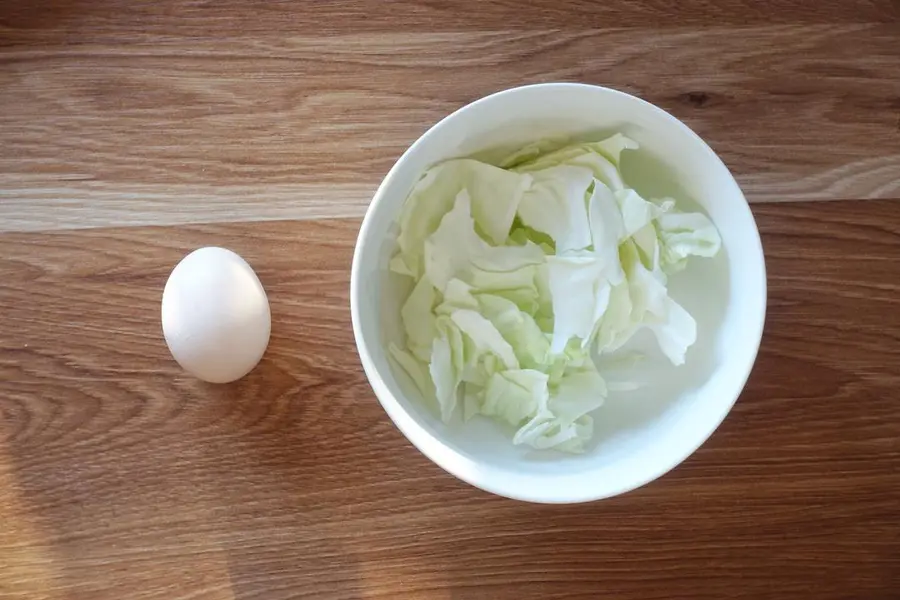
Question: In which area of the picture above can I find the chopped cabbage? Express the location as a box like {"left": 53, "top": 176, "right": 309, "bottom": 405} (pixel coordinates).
{"left": 388, "top": 135, "right": 721, "bottom": 452}
{"left": 517, "top": 165, "right": 594, "bottom": 254}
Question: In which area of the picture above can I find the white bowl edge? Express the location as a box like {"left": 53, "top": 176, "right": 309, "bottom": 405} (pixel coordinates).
{"left": 350, "top": 83, "right": 767, "bottom": 503}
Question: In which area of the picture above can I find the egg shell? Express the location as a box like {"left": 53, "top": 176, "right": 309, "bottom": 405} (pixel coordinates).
{"left": 161, "top": 247, "right": 271, "bottom": 383}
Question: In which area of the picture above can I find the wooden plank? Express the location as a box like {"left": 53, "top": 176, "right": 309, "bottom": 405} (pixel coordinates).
{"left": 1, "top": 200, "right": 898, "bottom": 600}
{"left": 0, "top": 183, "right": 374, "bottom": 233}
{"left": 2, "top": 23, "right": 899, "bottom": 232}
{"left": 1, "top": 0, "right": 896, "bottom": 39}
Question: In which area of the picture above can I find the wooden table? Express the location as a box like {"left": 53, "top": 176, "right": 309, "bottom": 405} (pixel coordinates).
{"left": 1, "top": 2, "right": 899, "bottom": 599}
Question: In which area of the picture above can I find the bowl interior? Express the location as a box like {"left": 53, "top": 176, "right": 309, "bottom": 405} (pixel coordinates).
{"left": 352, "top": 84, "right": 766, "bottom": 502}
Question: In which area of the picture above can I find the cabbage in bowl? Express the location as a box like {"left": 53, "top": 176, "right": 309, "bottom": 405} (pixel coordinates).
{"left": 387, "top": 135, "right": 721, "bottom": 453}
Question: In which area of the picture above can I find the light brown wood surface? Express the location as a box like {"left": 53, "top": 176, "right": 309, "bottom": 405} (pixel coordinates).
{"left": 1, "top": 1, "right": 899, "bottom": 599}
{"left": 1, "top": 204, "right": 899, "bottom": 600}
{"left": 2, "top": 1, "right": 899, "bottom": 232}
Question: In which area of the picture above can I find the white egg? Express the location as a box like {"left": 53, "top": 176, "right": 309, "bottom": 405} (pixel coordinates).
{"left": 161, "top": 247, "right": 271, "bottom": 383}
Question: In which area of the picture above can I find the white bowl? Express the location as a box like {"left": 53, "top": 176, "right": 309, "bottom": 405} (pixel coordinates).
{"left": 350, "top": 83, "right": 766, "bottom": 503}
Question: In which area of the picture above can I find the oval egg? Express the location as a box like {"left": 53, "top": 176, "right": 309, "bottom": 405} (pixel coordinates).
{"left": 161, "top": 247, "right": 271, "bottom": 383}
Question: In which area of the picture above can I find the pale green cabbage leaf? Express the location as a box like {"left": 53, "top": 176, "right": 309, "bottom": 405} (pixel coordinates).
{"left": 395, "top": 160, "right": 532, "bottom": 277}
{"left": 387, "top": 134, "right": 721, "bottom": 452}
{"left": 516, "top": 165, "right": 595, "bottom": 254}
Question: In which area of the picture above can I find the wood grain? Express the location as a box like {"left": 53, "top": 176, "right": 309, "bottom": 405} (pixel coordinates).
{"left": 1, "top": 201, "right": 898, "bottom": 600}
{"left": 2, "top": 0, "right": 897, "bottom": 36}
{"left": 2, "top": 1, "right": 899, "bottom": 597}
{"left": 2, "top": 3, "right": 899, "bottom": 231}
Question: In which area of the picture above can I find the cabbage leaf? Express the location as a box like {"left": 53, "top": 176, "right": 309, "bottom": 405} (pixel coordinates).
{"left": 387, "top": 134, "right": 721, "bottom": 452}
